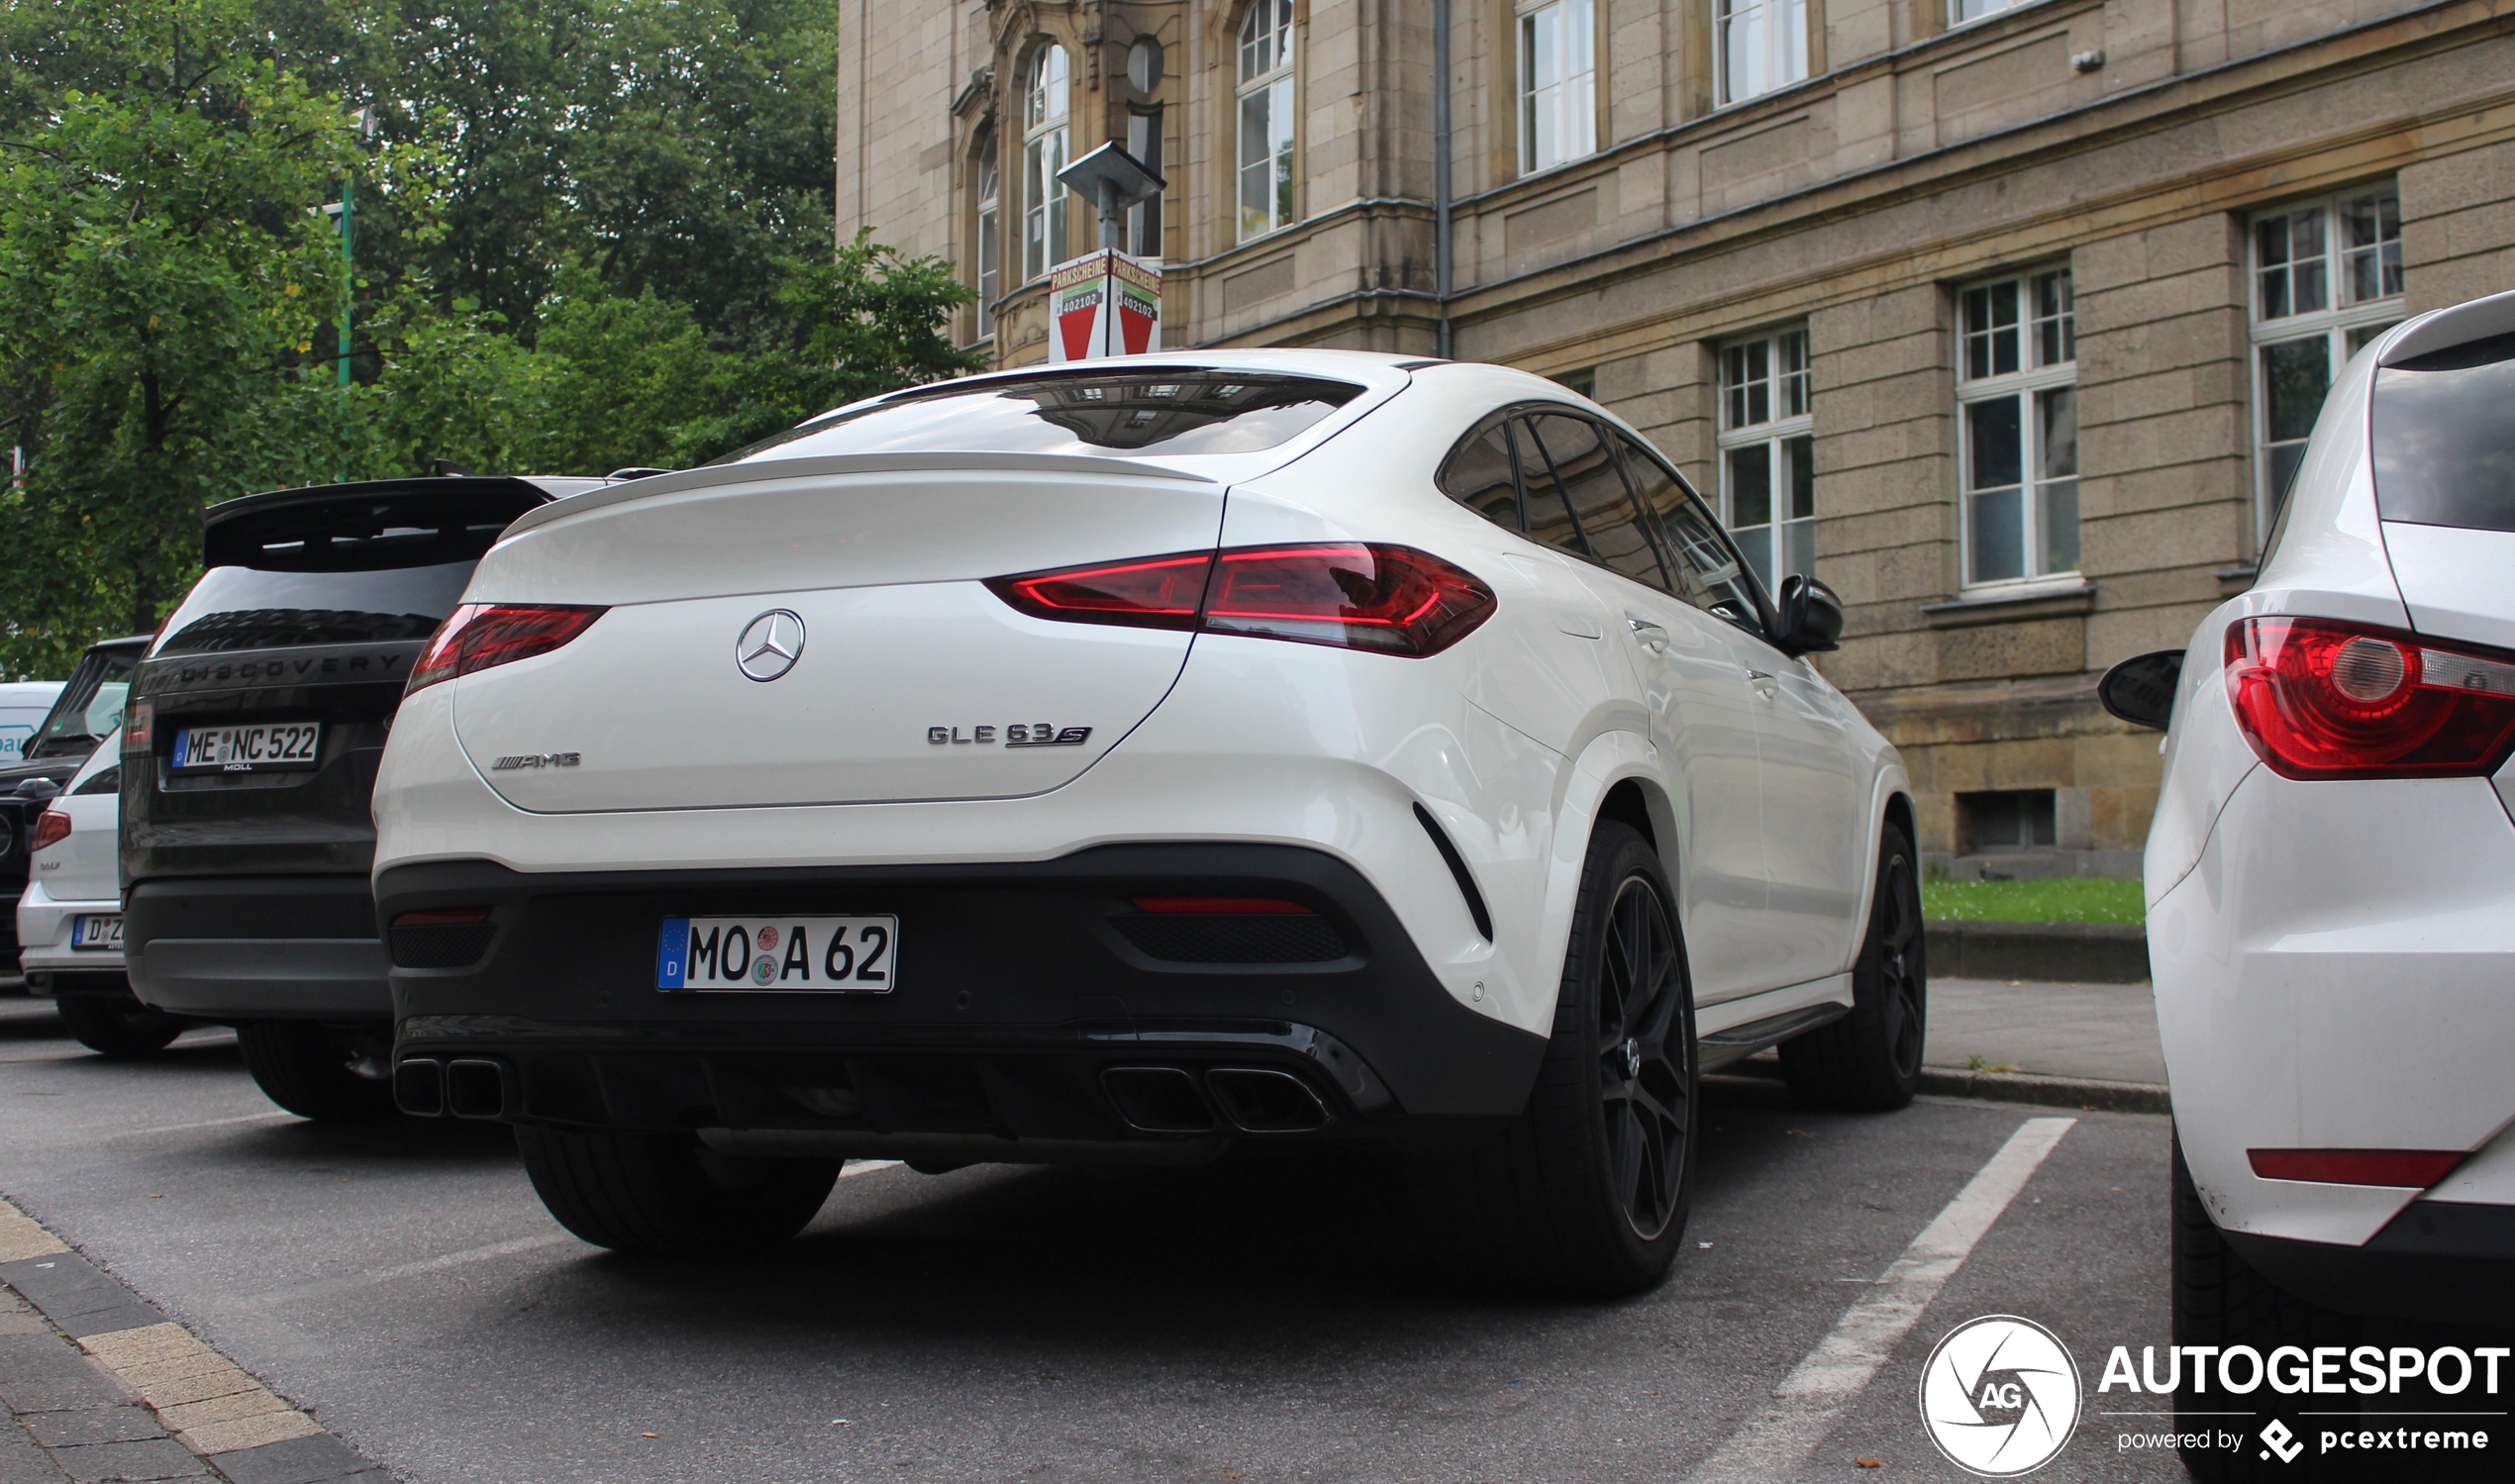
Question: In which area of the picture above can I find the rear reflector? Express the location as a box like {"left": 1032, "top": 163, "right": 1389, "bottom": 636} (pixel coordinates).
{"left": 2225, "top": 617, "right": 2515, "bottom": 779}
{"left": 990, "top": 544, "right": 1496, "bottom": 657}
{"left": 28, "top": 808, "right": 69, "bottom": 854}
{"left": 407, "top": 604, "right": 607, "bottom": 695}
{"left": 2248, "top": 1148, "right": 2466, "bottom": 1187}
{"left": 391, "top": 907, "right": 493, "bottom": 928}
{"left": 1131, "top": 897, "right": 1313, "bottom": 915}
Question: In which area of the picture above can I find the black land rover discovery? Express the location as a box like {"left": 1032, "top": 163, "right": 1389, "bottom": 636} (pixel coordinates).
{"left": 123, "top": 476, "right": 598, "bottom": 1119}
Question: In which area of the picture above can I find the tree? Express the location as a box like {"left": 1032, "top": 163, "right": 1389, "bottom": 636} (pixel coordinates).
{"left": 0, "top": 0, "right": 359, "bottom": 675}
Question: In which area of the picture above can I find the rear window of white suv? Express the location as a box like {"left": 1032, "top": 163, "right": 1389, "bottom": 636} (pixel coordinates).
{"left": 2371, "top": 330, "right": 2515, "bottom": 533}
{"left": 718, "top": 370, "right": 1365, "bottom": 464}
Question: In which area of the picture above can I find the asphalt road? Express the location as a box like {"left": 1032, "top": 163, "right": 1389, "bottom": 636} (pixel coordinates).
{"left": 1, "top": 995, "right": 2198, "bottom": 1483}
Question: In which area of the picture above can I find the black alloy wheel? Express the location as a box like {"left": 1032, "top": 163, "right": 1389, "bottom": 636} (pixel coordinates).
{"left": 1405, "top": 821, "right": 1698, "bottom": 1297}
{"left": 1779, "top": 819, "right": 1928, "bottom": 1111}
{"left": 1595, "top": 872, "right": 1691, "bottom": 1241}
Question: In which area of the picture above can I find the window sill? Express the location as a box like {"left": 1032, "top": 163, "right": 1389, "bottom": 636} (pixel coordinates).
{"left": 1920, "top": 579, "right": 2095, "bottom": 629}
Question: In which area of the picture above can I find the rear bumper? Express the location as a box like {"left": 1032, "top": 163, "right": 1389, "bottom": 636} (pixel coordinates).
{"left": 2225, "top": 1201, "right": 2515, "bottom": 1327}
{"left": 378, "top": 845, "right": 1550, "bottom": 1158}
{"left": 125, "top": 875, "right": 390, "bottom": 1021}
{"left": 16, "top": 882, "right": 123, "bottom": 974}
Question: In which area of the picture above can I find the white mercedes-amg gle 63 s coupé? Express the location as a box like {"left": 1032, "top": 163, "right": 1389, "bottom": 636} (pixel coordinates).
{"left": 2099, "top": 287, "right": 2515, "bottom": 1453}
{"left": 372, "top": 350, "right": 1921, "bottom": 1294}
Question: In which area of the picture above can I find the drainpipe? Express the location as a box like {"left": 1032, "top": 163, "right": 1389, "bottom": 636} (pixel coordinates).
{"left": 1434, "top": 0, "right": 1453, "bottom": 359}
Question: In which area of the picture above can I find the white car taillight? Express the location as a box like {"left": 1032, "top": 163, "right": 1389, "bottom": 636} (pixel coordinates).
{"left": 407, "top": 604, "right": 609, "bottom": 696}
{"left": 2224, "top": 617, "right": 2515, "bottom": 779}
{"left": 987, "top": 544, "right": 1497, "bottom": 658}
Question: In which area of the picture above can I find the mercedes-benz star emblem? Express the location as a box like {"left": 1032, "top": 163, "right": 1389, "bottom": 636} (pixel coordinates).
{"left": 736, "top": 610, "right": 805, "bottom": 682}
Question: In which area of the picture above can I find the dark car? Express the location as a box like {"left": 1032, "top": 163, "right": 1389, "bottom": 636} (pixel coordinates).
{"left": 1, "top": 636, "right": 151, "bottom": 978}
{"left": 123, "top": 475, "right": 599, "bottom": 1118}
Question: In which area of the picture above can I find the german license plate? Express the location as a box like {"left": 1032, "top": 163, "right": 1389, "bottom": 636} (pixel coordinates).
{"left": 170, "top": 722, "right": 323, "bottom": 772}
{"left": 70, "top": 915, "right": 123, "bottom": 950}
{"left": 655, "top": 916, "right": 896, "bottom": 992}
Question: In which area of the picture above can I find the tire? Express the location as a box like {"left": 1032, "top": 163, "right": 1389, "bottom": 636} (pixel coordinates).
{"left": 1408, "top": 821, "right": 1698, "bottom": 1298}
{"left": 515, "top": 1124, "right": 841, "bottom": 1256}
{"left": 2171, "top": 1131, "right": 2358, "bottom": 1484}
{"left": 1778, "top": 819, "right": 1925, "bottom": 1112}
{"left": 235, "top": 1020, "right": 400, "bottom": 1123}
{"left": 53, "top": 996, "right": 186, "bottom": 1059}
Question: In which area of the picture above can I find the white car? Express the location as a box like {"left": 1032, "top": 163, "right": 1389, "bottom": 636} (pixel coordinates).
{"left": 372, "top": 350, "right": 1920, "bottom": 1292}
{"left": 0, "top": 680, "right": 63, "bottom": 767}
{"left": 2107, "top": 287, "right": 2515, "bottom": 1447}
{"left": 16, "top": 733, "right": 187, "bottom": 1056}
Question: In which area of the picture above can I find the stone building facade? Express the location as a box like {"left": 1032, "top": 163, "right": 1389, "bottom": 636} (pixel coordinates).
{"left": 836, "top": 0, "right": 2515, "bottom": 878}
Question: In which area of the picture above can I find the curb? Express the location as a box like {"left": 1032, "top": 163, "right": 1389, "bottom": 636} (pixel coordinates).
{"left": 1918, "top": 1066, "right": 2171, "bottom": 1115}
{"left": 1925, "top": 920, "right": 2151, "bottom": 983}
{"left": 0, "top": 1196, "right": 389, "bottom": 1483}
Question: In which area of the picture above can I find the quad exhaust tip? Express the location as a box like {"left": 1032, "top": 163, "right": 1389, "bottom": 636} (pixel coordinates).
{"left": 394, "top": 1056, "right": 513, "bottom": 1120}
{"left": 1099, "top": 1064, "right": 1332, "bottom": 1136}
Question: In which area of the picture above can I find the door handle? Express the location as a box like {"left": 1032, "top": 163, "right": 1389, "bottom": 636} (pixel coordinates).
{"left": 1627, "top": 618, "right": 1668, "bottom": 653}
{"left": 1746, "top": 667, "right": 1778, "bottom": 696}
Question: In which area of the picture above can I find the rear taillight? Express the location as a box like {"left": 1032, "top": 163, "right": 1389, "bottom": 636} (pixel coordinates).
{"left": 406, "top": 604, "right": 607, "bottom": 696}
{"left": 2224, "top": 617, "right": 2515, "bottom": 780}
{"left": 989, "top": 544, "right": 1496, "bottom": 657}
{"left": 29, "top": 808, "right": 70, "bottom": 853}
{"left": 122, "top": 699, "right": 151, "bottom": 755}
{"left": 2249, "top": 1148, "right": 2466, "bottom": 1187}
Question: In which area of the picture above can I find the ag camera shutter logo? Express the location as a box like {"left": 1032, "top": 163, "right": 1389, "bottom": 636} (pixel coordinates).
{"left": 1920, "top": 1315, "right": 2084, "bottom": 1476}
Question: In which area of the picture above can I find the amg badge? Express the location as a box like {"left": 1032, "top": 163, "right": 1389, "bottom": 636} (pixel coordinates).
{"left": 492, "top": 751, "right": 581, "bottom": 770}
{"left": 927, "top": 725, "right": 1093, "bottom": 747}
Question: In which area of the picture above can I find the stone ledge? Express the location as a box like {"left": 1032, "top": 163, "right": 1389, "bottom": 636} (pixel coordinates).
{"left": 1919, "top": 1066, "right": 2170, "bottom": 1115}
{"left": 1926, "top": 919, "right": 2150, "bottom": 982}
{"left": 1919, "top": 581, "right": 2099, "bottom": 629}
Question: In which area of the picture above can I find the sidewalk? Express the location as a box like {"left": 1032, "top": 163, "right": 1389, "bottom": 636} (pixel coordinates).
{"left": 1918, "top": 975, "right": 2168, "bottom": 1113}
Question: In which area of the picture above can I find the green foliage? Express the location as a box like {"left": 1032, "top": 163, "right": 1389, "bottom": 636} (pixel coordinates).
{"left": 0, "top": 0, "right": 978, "bottom": 681}
{"left": 0, "top": 0, "right": 360, "bottom": 675}
{"left": 1922, "top": 878, "right": 2147, "bottom": 925}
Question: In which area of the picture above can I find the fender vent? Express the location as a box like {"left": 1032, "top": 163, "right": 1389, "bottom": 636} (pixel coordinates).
{"left": 1110, "top": 914, "right": 1350, "bottom": 964}
{"left": 1413, "top": 803, "right": 1493, "bottom": 940}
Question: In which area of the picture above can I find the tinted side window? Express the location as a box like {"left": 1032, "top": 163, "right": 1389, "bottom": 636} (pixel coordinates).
{"left": 1523, "top": 413, "right": 1671, "bottom": 592}
{"left": 2371, "top": 330, "right": 2515, "bottom": 533}
{"left": 1438, "top": 416, "right": 1523, "bottom": 531}
{"left": 1609, "top": 430, "right": 1765, "bottom": 635}
{"left": 1516, "top": 416, "right": 1588, "bottom": 560}
{"left": 30, "top": 646, "right": 139, "bottom": 752}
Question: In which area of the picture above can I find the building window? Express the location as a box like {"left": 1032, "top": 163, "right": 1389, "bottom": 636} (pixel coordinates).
{"left": 1717, "top": 0, "right": 1808, "bottom": 105}
{"left": 974, "top": 137, "right": 1000, "bottom": 336}
{"left": 1957, "top": 266, "right": 2078, "bottom": 588}
{"left": 1718, "top": 329, "right": 1815, "bottom": 595}
{"left": 1127, "top": 108, "right": 1164, "bottom": 259}
{"left": 1517, "top": 0, "right": 1595, "bottom": 175}
{"left": 1959, "top": 790, "right": 2057, "bottom": 852}
{"left": 2249, "top": 184, "right": 2402, "bottom": 537}
{"left": 1023, "top": 45, "right": 1070, "bottom": 281}
{"left": 1949, "top": 0, "right": 2025, "bottom": 23}
{"left": 1237, "top": 0, "right": 1296, "bottom": 241}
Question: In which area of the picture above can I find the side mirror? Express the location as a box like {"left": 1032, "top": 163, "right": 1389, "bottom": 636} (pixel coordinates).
{"left": 1774, "top": 573, "right": 1844, "bottom": 656}
{"left": 2099, "top": 648, "right": 2184, "bottom": 731}
{"left": 13, "top": 777, "right": 60, "bottom": 801}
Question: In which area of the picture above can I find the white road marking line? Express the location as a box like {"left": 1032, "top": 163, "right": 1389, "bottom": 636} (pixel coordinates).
{"left": 842, "top": 1159, "right": 904, "bottom": 1178}
{"left": 256, "top": 1234, "right": 577, "bottom": 1306}
{"left": 1681, "top": 1115, "right": 2076, "bottom": 1483}
{"left": 108, "top": 1111, "right": 297, "bottom": 1140}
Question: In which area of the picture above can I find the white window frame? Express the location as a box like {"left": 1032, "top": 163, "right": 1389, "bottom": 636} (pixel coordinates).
{"left": 1716, "top": 327, "right": 1816, "bottom": 596}
{"left": 1949, "top": 0, "right": 2029, "bottom": 25}
{"left": 1237, "top": 0, "right": 1297, "bottom": 242}
{"left": 1956, "top": 265, "right": 2079, "bottom": 591}
{"left": 1716, "top": 0, "right": 1808, "bottom": 106}
{"left": 1022, "top": 45, "right": 1070, "bottom": 282}
{"left": 2247, "top": 184, "right": 2403, "bottom": 546}
{"left": 974, "top": 136, "right": 1000, "bottom": 338}
{"left": 1516, "top": 0, "right": 1595, "bottom": 176}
